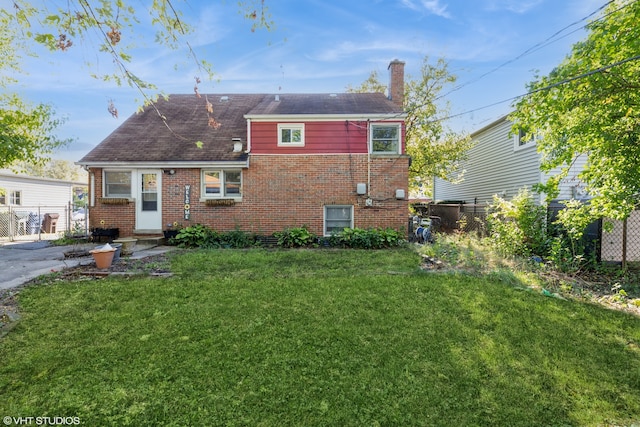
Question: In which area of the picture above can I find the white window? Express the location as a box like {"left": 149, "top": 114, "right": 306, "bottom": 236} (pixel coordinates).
{"left": 0, "top": 189, "right": 6, "bottom": 205}
{"left": 104, "top": 171, "right": 132, "bottom": 198}
{"left": 10, "top": 190, "right": 21, "bottom": 205}
{"left": 202, "top": 170, "right": 242, "bottom": 198}
{"left": 324, "top": 205, "right": 353, "bottom": 236}
{"left": 514, "top": 128, "right": 539, "bottom": 150}
{"left": 278, "top": 123, "right": 305, "bottom": 147}
{"left": 370, "top": 124, "right": 400, "bottom": 154}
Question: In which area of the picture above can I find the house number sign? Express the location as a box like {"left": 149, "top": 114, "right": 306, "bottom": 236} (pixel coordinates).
{"left": 184, "top": 185, "right": 191, "bottom": 220}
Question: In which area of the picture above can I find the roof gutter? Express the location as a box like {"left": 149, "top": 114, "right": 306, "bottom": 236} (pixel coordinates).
{"left": 76, "top": 160, "right": 250, "bottom": 169}
{"left": 243, "top": 113, "right": 406, "bottom": 122}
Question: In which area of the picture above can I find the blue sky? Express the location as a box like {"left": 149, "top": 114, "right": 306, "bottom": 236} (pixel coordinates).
{"left": 9, "top": 0, "right": 604, "bottom": 162}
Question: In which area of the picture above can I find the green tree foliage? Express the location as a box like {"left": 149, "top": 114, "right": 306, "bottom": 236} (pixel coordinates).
{"left": 12, "top": 159, "right": 87, "bottom": 182}
{"left": 0, "top": 1, "right": 271, "bottom": 166}
{"left": 0, "top": 95, "right": 69, "bottom": 168}
{"left": 345, "top": 70, "right": 387, "bottom": 94}
{"left": 510, "top": 0, "right": 640, "bottom": 229}
{"left": 347, "top": 57, "right": 472, "bottom": 195}
{"left": 486, "top": 187, "right": 549, "bottom": 257}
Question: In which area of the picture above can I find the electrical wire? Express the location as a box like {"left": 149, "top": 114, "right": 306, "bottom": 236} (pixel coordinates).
{"left": 435, "top": 0, "right": 637, "bottom": 102}
{"left": 428, "top": 53, "right": 640, "bottom": 125}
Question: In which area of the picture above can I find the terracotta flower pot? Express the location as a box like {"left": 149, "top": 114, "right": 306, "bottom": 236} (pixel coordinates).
{"left": 90, "top": 248, "right": 116, "bottom": 269}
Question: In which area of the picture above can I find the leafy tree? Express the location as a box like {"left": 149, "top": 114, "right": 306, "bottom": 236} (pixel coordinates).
{"left": 0, "top": 1, "right": 271, "bottom": 166}
{"left": 345, "top": 70, "right": 387, "bottom": 94}
{"left": 348, "top": 57, "right": 472, "bottom": 195}
{"left": 0, "top": 95, "right": 69, "bottom": 168}
{"left": 510, "top": 0, "right": 640, "bottom": 231}
{"left": 12, "top": 159, "right": 87, "bottom": 182}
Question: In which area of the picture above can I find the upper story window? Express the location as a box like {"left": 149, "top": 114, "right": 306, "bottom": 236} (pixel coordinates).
{"left": 370, "top": 124, "right": 400, "bottom": 154}
{"left": 514, "top": 128, "right": 539, "bottom": 150}
{"left": 278, "top": 123, "right": 305, "bottom": 147}
{"left": 10, "top": 190, "right": 21, "bottom": 205}
{"left": 202, "top": 170, "right": 242, "bottom": 199}
{"left": 104, "top": 171, "right": 132, "bottom": 198}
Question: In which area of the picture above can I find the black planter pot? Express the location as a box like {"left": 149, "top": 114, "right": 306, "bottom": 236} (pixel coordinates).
{"left": 90, "top": 227, "right": 119, "bottom": 243}
{"left": 163, "top": 230, "right": 179, "bottom": 239}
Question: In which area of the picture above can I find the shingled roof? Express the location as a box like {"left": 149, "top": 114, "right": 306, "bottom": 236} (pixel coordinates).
{"left": 79, "top": 92, "right": 403, "bottom": 164}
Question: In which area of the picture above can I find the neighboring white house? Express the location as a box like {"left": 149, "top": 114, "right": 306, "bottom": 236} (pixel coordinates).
{"left": 433, "top": 115, "right": 588, "bottom": 204}
{"left": 0, "top": 169, "right": 87, "bottom": 239}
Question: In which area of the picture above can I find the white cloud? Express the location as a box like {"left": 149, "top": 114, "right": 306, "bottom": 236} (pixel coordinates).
{"left": 400, "top": 0, "right": 451, "bottom": 18}
{"left": 484, "top": 0, "right": 544, "bottom": 14}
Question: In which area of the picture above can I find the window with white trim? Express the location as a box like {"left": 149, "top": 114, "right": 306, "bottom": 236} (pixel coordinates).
{"left": 10, "top": 190, "right": 21, "bottom": 205}
{"left": 0, "top": 188, "right": 6, "bottom": 205}
{"left": 278, "top": 123, "right": 305, "bottom": 146}
{"left": 104, "top": 171, "right": 132, "bottom": 198}
{"left": 202, "top": 170, "right": 242, "bottom": 198}
{"left": 370, "top": 124, "right": 400, "bottom": 154}
{"left": 324, "top": 205, "right": 353, "bottom": 236}
{"left": 514, "top": 128, "right": 539, "bottom": 150}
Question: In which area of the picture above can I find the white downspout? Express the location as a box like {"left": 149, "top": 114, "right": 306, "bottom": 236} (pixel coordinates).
{"left": 246, "top": 118, "right": 252, "bottom": 153}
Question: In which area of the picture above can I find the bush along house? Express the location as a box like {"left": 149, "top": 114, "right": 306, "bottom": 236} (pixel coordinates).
{"left": 77, "top": 60, "right": 409, "bottom": 241}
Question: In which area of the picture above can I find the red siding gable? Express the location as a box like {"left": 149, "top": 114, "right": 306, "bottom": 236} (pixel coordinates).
{"left": 250, "top": 120, "right": 404, "bottom": 154}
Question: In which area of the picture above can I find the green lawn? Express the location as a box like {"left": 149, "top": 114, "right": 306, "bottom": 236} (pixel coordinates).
{"left": 1, "top": 248, "right": 639, "bottom": 426}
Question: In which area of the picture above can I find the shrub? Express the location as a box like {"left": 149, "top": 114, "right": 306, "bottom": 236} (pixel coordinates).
{"left": 174, "top": 224, "right": 211, "bottom": 248}
{"left": 486, "top": 188, "right": 549, "bottom": 257}
{"left": 274, "top": 226, "right": 317, "bottom": 248}
{"left": 175, "top": 224, "right": 257, "bottom": 249}
{"left": 330, "top": 227, "right": 405, "bottom": 249}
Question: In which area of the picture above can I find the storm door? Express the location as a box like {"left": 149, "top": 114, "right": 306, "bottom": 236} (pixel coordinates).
{"left": 135, "top": 171, "right": 162, "bottom": 230}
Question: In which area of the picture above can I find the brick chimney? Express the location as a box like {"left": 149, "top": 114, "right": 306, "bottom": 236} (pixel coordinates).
{"left": 388, "top": 59, "right": 405, "bottom": 109}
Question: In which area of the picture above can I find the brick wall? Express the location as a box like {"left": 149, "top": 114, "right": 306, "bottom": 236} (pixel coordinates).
{"left": 90, "top": 169, "right": 136, "bottom": 237}
{"left": 87, "top": 155, "right": 409, "bottom": 238}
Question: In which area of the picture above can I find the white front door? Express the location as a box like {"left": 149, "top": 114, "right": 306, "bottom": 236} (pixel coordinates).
{"left": 135, "top": 170, "right": 162, "bottom": 231}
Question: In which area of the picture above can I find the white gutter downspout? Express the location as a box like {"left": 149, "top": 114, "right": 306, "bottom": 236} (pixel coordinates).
{"left": 90, "top": 173, "right": 95, "bottom": 207}
{"left": 246, "top": 118, "right": 252, "bottom": 153}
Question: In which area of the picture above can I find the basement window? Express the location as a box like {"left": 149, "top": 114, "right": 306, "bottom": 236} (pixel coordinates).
{"left": 324, "top": 205, "right": 353, "bottom": 236}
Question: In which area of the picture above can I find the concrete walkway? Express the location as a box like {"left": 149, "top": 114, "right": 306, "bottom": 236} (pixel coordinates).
{"left": 0, "top": 241, "right": 173, "bottom": 290}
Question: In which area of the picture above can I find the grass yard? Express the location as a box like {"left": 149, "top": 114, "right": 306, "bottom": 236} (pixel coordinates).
{"left": 1, "top": 248, "right": 639, "bottom": 426}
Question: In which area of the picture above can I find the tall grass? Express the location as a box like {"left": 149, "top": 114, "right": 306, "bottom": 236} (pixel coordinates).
{"left": 1, "top": 248, "right": 638, "bottom": 426}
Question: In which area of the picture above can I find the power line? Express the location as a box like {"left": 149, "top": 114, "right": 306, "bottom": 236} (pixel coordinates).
{"left": 429, "top": 54, "right": 640, "bottom": 125}
{"left": 435, "top": 0, "right": 636, "bottom": 102}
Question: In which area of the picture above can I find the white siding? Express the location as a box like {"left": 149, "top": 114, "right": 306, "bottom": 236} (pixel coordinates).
{"left": 0, "top": 172, "right": 87, "bottom": 235}
{"left": 546, "top": 154, "right": 589, "bottom": 201}
{"left": 434, "top": 117, "right": 541, "bottom": 204}
{"left": 434, "top": 117, "right": 590, "bottom": 205}
{"left": 0, "top": 175, "right": 74, "bottom": 207}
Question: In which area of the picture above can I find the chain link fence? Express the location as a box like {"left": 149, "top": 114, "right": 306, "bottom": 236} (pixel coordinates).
{"left": 0, "top": 203, "right": 88, "bottom": 242}
{"left": 601, "top": 209, "right": 640, "bottom": 265}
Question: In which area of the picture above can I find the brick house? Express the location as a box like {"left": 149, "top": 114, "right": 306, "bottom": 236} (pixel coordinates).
{"left": 77, "top": 60, "right": 409, "bottom": 240}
